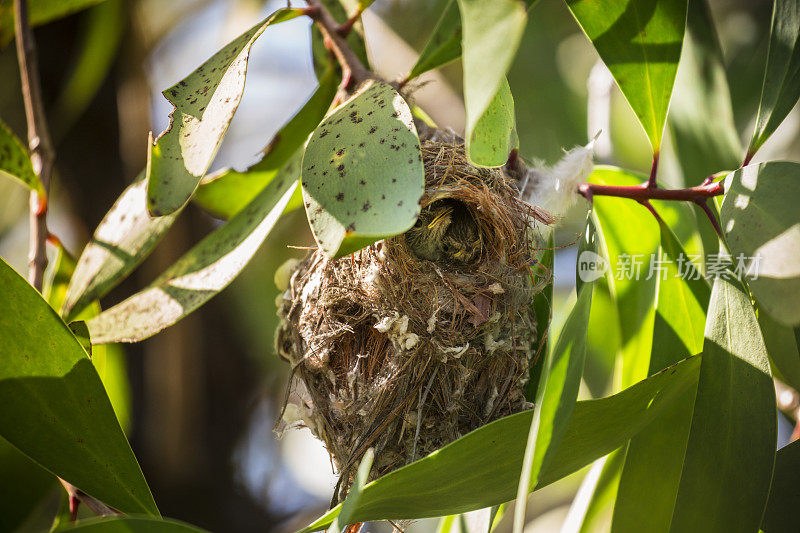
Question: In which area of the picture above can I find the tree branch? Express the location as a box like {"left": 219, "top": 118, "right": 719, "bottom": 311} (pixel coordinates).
{"left": 579, "top": 179, "right": 725, "bottom": 237}
{"left": 305, "top": 0, "right": 374, "bottom": 99}
{"left": 14, "top": 0, "right": 54, "bottom": 292}
{"left": 15, "top": 0, "right": 120, "bottom": 520}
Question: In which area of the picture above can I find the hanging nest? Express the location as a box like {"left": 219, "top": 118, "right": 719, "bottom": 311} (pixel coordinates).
{"left": 275, "top": 135, "right": 552, "bottom": 502}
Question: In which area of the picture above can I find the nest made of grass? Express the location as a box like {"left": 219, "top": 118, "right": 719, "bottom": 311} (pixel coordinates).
{"left": 275, "top": 138, "right": 552, "bottom": 502}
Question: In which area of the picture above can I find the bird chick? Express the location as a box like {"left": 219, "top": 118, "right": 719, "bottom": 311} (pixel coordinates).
{"left": 405, "top": 200, "right": 481, "bottom": 264}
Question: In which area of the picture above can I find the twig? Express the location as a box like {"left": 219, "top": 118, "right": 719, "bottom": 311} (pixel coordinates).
{"left": 305, "top": 0, "right": 374, "bottom": 99}
{"left": 578, "top": 179, "right": 724, "bottom": 237}
{"left": 14, "top": 0, "right": 119, "bottom": 519}
{"left": 15, "top": 0, "right": 54, "bottom": 292}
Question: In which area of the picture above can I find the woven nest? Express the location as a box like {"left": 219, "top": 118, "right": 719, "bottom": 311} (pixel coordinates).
{"left": 275, "top": 137, "right": 552, "bottom": 502}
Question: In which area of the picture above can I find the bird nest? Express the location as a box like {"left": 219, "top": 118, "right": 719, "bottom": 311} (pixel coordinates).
{"left": 275, "top": 139, "right": 552, "bottom": 502}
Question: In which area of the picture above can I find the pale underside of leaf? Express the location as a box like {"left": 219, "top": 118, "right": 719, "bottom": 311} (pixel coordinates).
{"left": 146, "top": 8, "right": 303, "bottom": 216}
{"left": 86, "top": 176, "right": 297, "bottom": 344}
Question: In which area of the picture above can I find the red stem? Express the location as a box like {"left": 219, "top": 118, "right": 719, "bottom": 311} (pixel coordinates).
{"left": 646, "top": 152, "right": 659, "bottom": 188}
{"left": 579, "top": 181, "right": 723, "bottom": 202}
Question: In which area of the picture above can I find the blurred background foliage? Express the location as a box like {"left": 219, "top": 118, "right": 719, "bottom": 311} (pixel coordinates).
{"left": 0, "top": 0, "right": 795, "bottom": 531}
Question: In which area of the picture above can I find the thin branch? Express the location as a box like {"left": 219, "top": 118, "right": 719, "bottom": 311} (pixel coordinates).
{"left": 336, "top": 4, "right": 365, "bottom": 37}
{"left": 579, "top": 180, "right": 725, "bottom": 237}
{"left": 15, "top": 0, "right": 120, "bottom": 519}
{"left": 578, "top": 180, "right": 723, "bottom": 203}
{"left": 15, "top": 0, "right": 55, "bottom": 292}
{"left": 305, "top": 0, "right": 374, "bottom": 98}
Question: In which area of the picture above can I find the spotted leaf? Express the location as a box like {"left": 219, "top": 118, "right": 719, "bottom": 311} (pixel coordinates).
{"left": 146, "top": 8, "right": 303, "bottom": 216}
{"left": 301, "top": 80, "right": 425, "bottom": 258}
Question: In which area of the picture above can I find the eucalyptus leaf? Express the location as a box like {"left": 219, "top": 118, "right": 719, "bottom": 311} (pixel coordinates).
{"left": 612, "top": 223, "right": 709, "bottom": 533}
{"left": 0, "top": 257, "right": 158, "bottom": 516}
{"left": 45, "top": 241, "right": 131, "bottom": 430}
{"left": 0, "top": 117, "right": 41, "bottom": 194}
{"left": 670, "top": 275, "right": 776, "bottom": 532}
{"left": 406, "top": 0, "right": 462, "bottom": 81}
{"left": 86, "top": 173, "right": 297, "bottom": 344}
{"left": 146, "top": 8, "right": 303, "bottom": 216}
{"left": 328, "top": 449, "right": 374, "bottom": 532}
{"left": 457, "top": 0, "right": 527, "bottom": 167}
{"left": 0, "top": 437, "right": 54, "bottom": 532}
{"left": 194, "top": 63, "right": 338, "bottom": 220}
{"left": 566, "top": 0, "right": 688, "bottom": 153}
{"left": 62, "top": 174, "right": 179, "bottom": 321}
{"left": 514, "top": 216, "right": 595, "bottom": 532}
{"left": 759, "top": 308, "right": 800, "bottom": 392}
{"left": 298, "top": 355, "right": 700, "bottom": 531}
{"left": 720, "top": 162, "right": 800, "bottom": 327}
{"left": 467, "top": 78, "right": 516, "bottom": 168}
{"left": 747, "top": 0, "right": 800, "bottom": 160}
{"left": 762, "top": 439, "right": 800, "bottom": 533}
{"left": 301, "top": 80, "right": 424, "bottom": 258}
{"left": 669, "top": 0, "right": 740, "bottom": 181}
{"left": 525, "top": 234, "right": 554, "bottom": 402}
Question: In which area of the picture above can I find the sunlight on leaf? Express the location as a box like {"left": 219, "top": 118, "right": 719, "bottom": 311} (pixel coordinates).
{"left": 670, "top": 275, "right": 776, "bottom": 532}
{"left": 566, "top": 0, "right": 688, "bottom": 153}
{"left": 721, "top": 162, "right": 800, "bottom": 327}
{"left": 298, "top": 355, "right": 700, "bottom": 531}
{"left": 146, "top": 8, "right": 303, "bottom": 216}
{"left": 62, "top": 173, "right": 179, "bottom": 321}
{"left": 86, "top": 175, "right": 296, "bottom": 344}
{"left": 0, "top": 118, "right": 41, "bottom": 194}
{"left": 301, "top": 80, "right": 424, "bottom": 258}
{"left": 747, "top": 0, "right": 800, "bottom": 160}
{"left": 457, "top": 0, "right": 526, "bottom": 167}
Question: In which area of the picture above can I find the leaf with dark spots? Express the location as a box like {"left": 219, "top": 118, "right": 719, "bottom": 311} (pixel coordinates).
{"left": 0, "top": 118, "right": 41, "bottom": 194}
{"left": 301, "top": 80, "right": 425, "bottom": 258}
{"left": 86, "top": 177, "right": 297, "bottom": 344}
{"left": 146, "top": 8, "right": 304, "bottom": 216}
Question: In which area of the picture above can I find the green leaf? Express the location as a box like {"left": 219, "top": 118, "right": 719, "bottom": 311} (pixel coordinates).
{"left": 86, "top": 173, "right": 297, "bottom": 344}
{"left": 747, "top": 0, "right": 800, "bottom": 160}
{"left": 670, "top": 275, "right": 776, "bottom": 532}
{"left": 590, "top": 167, "right": 660, "bottom": 387}
{"left": 566, "top": 0, "right": 688, "bottom": 153}
{"left": 298, "top": 355, "right": 700, "bottom": 531}
{"left": 467, "top": 78, "right": 516, "bottom": 168}
{"left": 56, "top": 516, "right": 207, "bottom": 532}
{"left": 569, "top": 448, "right": 626, "bottom": 533}
{"left": 0, "top": 436, "right": 54, "bottom": 532}
{"left": 194, "top": 63, "right": 338, "bottom": 220}
{"left": 0, "top": 0, "right": 104, "bottom": 45}
{"left": 62, "top": 174, "right": 179, "bottom": 321}
{"left": 668, "top": 0, "right": 740, "bottom": 181}
{"left": 457, "top": 0, "right": 527, "bottom": 167}
{"left": 301, "top": 80, "right": 424, "bottom": 258}
{"left": 525, "top": 234, "right": 554, "bottom": 402}
{"left": 146, "top": 8, "right": 303, "bottom": 216}
{"left": 611, "top": 223, "right": 709, "bottom": 533}
{"left": 720, "top": 161, "right": 800, "bottom": 327}
{"left": 0, "top": 257, "right": 158, "bottom": 516}
{"left": 406, "top": 0, "right": 462, "bottom": 81}
{"left": 514, "top": 217, "right": 595, "bottom": 532}
{"left": 47, "top": 240, "right": 132, "bottom": 430}
{"left": 759, "top": 308, "right": 800, "bottom": 392}
{"left": 0, "top": 117, "right": 41, "bottom": 194}
{"left": 762, "top": 440, "right": 800, "bottom": 533}
{"left": 328, "top": 448, "right": 374, "bottom": 532}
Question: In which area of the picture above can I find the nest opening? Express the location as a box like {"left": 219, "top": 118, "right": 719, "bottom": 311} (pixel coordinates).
{"left": 275, "top": 139, "right": 551, "bottom": 501}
